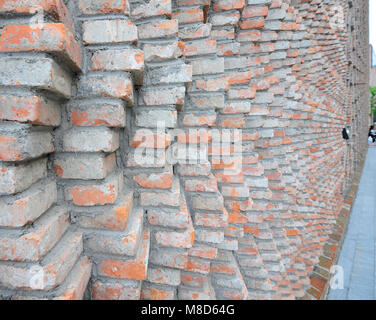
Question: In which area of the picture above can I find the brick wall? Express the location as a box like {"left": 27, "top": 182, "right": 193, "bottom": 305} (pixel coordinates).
{"left": 0, "top": 0, "right": 369, "bottom": 300}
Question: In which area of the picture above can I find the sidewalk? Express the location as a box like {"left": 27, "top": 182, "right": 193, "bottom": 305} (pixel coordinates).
{"left": 328, "top": 146, "right": 376, "bottom": 300}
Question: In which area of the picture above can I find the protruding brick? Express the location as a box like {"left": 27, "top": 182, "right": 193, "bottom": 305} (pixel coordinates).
{"left": 53, "top": 153, "right": 116, "bottom": 180}
{"left": 78, "top": 74, "right": 133, "bottom": 105}
{"left": 98, "top": 229, "right": 150, "bottom": 280}
{"left": 69, "top": 100, "right": 126, "bottom": 128}
{"left": 0, "top": 57, "right": 72, "bottom": 98}
{"left": 73, "top": 189, "right": 133, "bottom": 230}
{"left": 143, "top": 42, "right": 184, "bottom": 62}
{"left": 0, "top": 158, "right": 47, "bottom": 195}
{"left": 0, "top": 206, "right": 69, "bottom": 261}
{"left": 0, "top": 95, "right": 61, "bottom": 126}
{"left": 63, "top": 127, "right": 120, "bottom": 153}
{"left": 54, "top": 256, "right": 92, "bottom": 300}
{"left": 0, "top": 232, "right": 82, "bottom": 290}
{"left": 0, "top": 23, "right": 82, "bottom": 71}
{"left": 0, "top": 180, "right": 57, "bottom": 227}
{"left": 79, "top": 0, "right": 130, "bottom": 15}
{"left": 91, "top": 49, "right": 144, "bottom": 85}
{"left": 65, "top": 171, "right": 123, "bottom": 206}
{"left": 131, "top": 0, "right": 171, "bottom": 19}
{"left": 138, "top": 19, "right": 178, "bottom": 40}
{"left": 85, "top": 206, "right": 143, "bottom": 256}
{"left": 83, "top": 19, "right": 137, "bottom": 45}
{"left": 92, "top": 279, "right": 141, "bottom": 300}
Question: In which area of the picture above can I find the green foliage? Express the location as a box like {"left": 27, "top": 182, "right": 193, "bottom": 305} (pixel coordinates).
{"left": 370, "top": 86, "right": 376, "bottom": 118}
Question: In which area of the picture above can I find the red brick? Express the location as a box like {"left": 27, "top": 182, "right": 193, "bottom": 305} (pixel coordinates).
{"left": 0, "top": 129, "right": 53, "bottom": 162}
{"left": 213, "top": 0, "right": 245, "bottom": 11}
{"left": 0, "top": 23, "right": 82, "bottom": 71}
{"left": 92, "top": 280, "right": 141, "bottom": 300}
{"left": 138, "top": 19, "right": 178, "bottom": 40}
{"left": 242, "top": 6, "right": 268, "bottom": 18}
{"left": 99, "top": 229, "right": 150, "bottom": 280}
{"left": 53, "top": 153, "right": 116, "bottom": 180}
{"left": 0, "top": 0, "right": 75, "bottom": 33}
{"left": 79, "top": 0, "right": 130, "bottom": 15}
{"left": 0, "top": 95, "right": 60, "bottom": 126}
{"left": 172, "top": 8, "right": 203, "bottom": 24}
{"left": 65, "top": 171, "right": 123, "bottom": 206}
{"left": 134, "top": 169, "right": 173, "bottom": 189}
{"left": 70, "top": 102, "right": 125, "bottom": 127}
{"left": 83, "top": 19, "right": 137, "bottom": 45}
{"left": 54, "top": 256, "right": 92, "bottom": 300}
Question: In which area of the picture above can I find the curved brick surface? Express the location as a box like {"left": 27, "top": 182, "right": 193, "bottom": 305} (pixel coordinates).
{"left": 0, "top": 0, "right": 370, "bottom": 300}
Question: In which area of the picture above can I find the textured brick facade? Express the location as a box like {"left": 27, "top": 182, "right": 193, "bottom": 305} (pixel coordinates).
{"left": 0, "top": 0, "right": 369, "bottom": 300}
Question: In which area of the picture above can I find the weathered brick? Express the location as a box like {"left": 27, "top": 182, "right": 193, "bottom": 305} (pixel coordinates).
{"left": 155, "top": 214, "right": 194, "bottom": 248}
{"left": 139, "top": 86, "right": 185, "bottom": 106}
{"left": 63, "top": 127, "right": 120, "bottom": 153}
{"left": 92, "top": 280, "right": 141, "bottom": 300}
{"left": 140, "top": 177, "right": 180, "bottom": 207}
{"left": 179, "top": 23, "right": 212, "bottom": 40}
{"left": 53, "top": 153, "right": 116, "bottom": 180}
{"left": 184, "top": 39, "right": 217, "bottom": 57}
{"left": 83, "top": 19, "right": 137, "bottom": 44}
{"left": 0, "top": 232, "right": 82, "bottom": 290}
{"left": 54, "top": 256, "right": 92, "bottom": 300}
{"left": 69, "top": 100, "right": 126, "bottom": 127}
{"left": 79, "top": 0, "right": 130, "bottom": 15}
{"left": 78, "top": 74, "right": 133, "bottom": 105}
{"left": 0, "top": 180, "right": 57, "bottom": 227}
{"left": 0, "top": 0, "right": 75, "bottom": 33}
{"left": 143, "top": 42, "right": 184, "bottom": 62}
{"left": 91, "top": 48, "right": 144, "bottom": 84}
{"left": 149, "top": 247, "right": 188, "bottom": 269}
{"left": 0, "top": 158, "right": 47, "bottom": 195}
{"left": 85, "top": 206, "right": 143, "bottom": 256}
{"left": 147, "top": 191, "right": 190, "bottom": 228}
{"left": 0, "top": 95, "right": 61, "bottom": 126}
{"left": 65, "top": 171, "right": 123, "bottom": 206}
{"left": 132, "top": 0, "right": 171, "bottom": 19}
{"left": 172, "top": 8, "right": 203, "bottom": 24}
{"left": 0, "top": 23, "right": 82, "bottom": 71}
{"left": 73, "top": 190, "right": 133, "bottom": 230}
{"left": 0, "top": 206, "right": 68, "bottom": 261}
{"left": 145, "top": 64, "right": 192, "bottom": 85}
{"left": 213, "top": 0, "right": 245, "bottom": 11}
{"left": 98, "top": 229, "right": 150, "bottom": 280}
{"left": 138, "top": 20, "right": 178, "bottom": 39}
{"left": 0, "top": 57, "right": 72, "bottom": 98}
{"left": 0, "top": 125, "right": 53, "bottom": 161}
{"left": 147, "top": 267, "right": 181, "bottom": 286}
{"left": 190, "top": 58, "right": 224, "bottom": 75}
{"left": 141, "top": 286, "right": 175, "bottom": 300}
{"left": 134, "top": 168, "right": 173, "bottom": 189}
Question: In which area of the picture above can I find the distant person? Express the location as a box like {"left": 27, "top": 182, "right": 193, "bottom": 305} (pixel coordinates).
{"left": 369, "top": 125, "right": 376, "bottom": 143}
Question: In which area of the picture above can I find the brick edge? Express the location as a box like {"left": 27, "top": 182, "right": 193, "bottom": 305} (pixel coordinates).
{"left": 302, "top": 150, "right": 368, "bottom": 300}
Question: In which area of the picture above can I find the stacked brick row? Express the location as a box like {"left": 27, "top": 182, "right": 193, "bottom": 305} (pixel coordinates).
{"left": 128, "top": 0, "right": 195, "bottom": 300}
{"left": 174, "top": 0, "right": 249, "bottom": 300}
{"left": 0, "top": 0, "right": 91, "bottom": 299}
{"left": 0, "top": 0, "right": 370, "bottom": 300}
{"left": 62, "top": 0, "right": 151, "bottom": 300}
